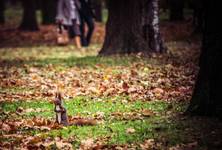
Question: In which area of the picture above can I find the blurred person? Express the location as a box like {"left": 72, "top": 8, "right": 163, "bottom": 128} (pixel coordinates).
{"left": 79, "top": 0, "right": 95, "bottom": 46}
{"left": 56, "top": 0, "right": 81, "bottom": 48}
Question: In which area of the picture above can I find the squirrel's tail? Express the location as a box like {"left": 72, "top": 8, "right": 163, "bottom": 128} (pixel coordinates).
{"left": 70, "top": 119, "right": 97, "bottom": 126}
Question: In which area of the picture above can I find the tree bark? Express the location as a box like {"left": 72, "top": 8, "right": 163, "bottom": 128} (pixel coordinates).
{"left": 41, "top": 0, "right": 57, "bottom": 25}
{"left": 99, "top": 0, "right": 165, "bottom": 55}
{"left": 9, "top": 0, "right": 18, "bottom": 6}
{"left": 192, "top": 0, "right": 203, "bottom": 33}
{"left": 149, "top": 0, "right": 166, "bottom": 52}
{"left": 169, "top": 0, "right": 184, "bottom": 21}
{"left": 0, "top": 0, "right": 5, "bottom": 24}
{"left": 19, "top": 0, "right": 39, "bottom": 31}
{"left": 187, "top": 1, "right": 222, "bottom": 118}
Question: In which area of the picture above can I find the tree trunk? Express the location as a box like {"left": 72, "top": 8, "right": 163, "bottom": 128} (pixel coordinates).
{"left": 187, "top": 1, "right": 222, "bottom": 118}
{"left": 169, "top": 0, "right": 184, "bottom": 21}
{"left": 99, "top": 0, "right": 165, "bottom": 55}
{"left": 41, "top": 0, "right": 57, "bottom": 25}
{"left": 19, "top": 0, "right": 39, "bottom": 31}
{"left": 9, "top": 0, "right": 18, "bottom": 5}
{"left": 149, "top": 0, "right": 166, "bottom": 52}
{"left": 0, "top": 0, "right": 5, "bottom": 24}
{"left": 192, "top": 0, "right": 203, "bottom": 33}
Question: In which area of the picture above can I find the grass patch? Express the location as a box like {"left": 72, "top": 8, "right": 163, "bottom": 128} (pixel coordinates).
{"left": 0, "top": 46, "right": 165, "bottom": 69}
{"left": 1, "top": 54, "right": 149, "bottom": 69}
{"left": 0, "top": 95, "right": 190, "bottom": 148}
{"left": 0, "top": 96, "right": 170, "bottom": 119}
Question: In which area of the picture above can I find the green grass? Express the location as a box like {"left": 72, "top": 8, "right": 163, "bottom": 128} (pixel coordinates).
{"left": 0, "top": 44, "right": 169, "bottom": 69}
{"left": 0, "top": 100, "right": 53, "bottom": 119}
{"left": 0, "top": 94, "right": 189, "bottom": 147}
{"left": 1, "top": 44, "right": 143, "bottom": 67}
{"left": 0, "top": 96, "right": 169, "bottom": 119}
{"left": 102, "top": 8, "right": 108, "bottom": 23}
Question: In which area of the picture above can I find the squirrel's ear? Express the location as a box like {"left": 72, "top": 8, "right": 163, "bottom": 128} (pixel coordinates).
{"left": 56, "top": 92, "right": 61, "bottom": 99}
{"left": 58, "top": 92, "right": 62, "bottom": 100}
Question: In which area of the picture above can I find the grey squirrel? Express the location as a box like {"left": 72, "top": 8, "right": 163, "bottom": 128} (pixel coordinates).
{"left": 53, "top": 92, "right": 97, "bottom": 126}
{"left": 54, "top": 92, "right": 69, "bottom": 126}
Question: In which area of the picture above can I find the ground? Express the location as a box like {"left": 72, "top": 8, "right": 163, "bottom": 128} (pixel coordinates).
{"left": 0, "top": 6, "right": 222, "bottom": 150}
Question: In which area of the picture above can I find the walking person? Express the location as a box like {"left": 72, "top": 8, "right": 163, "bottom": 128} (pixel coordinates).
{"left": 56, "top": 0, "right": 82, "bottom": 48}
{"left": 79, "top": 0, "right": 95, "bottom": 47}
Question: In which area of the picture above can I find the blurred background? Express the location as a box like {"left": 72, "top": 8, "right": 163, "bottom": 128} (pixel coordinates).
{"left": 0, "top": 0, "right": 202, "bottom": 48}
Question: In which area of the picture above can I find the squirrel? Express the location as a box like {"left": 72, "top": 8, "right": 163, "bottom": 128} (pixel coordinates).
{"left": 54, "top": 92, "right": 69, "bottom": 126}
{"left": 53, "top": 92, "right": 97, "bottom": 126}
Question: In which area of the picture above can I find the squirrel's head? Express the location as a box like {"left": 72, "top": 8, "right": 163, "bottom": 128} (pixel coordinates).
{"left": 54, "top": 92, "right": 62, "bottom": 105}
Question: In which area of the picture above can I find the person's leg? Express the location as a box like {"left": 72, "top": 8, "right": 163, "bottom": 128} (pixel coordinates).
{"left": 67, "top": 25, "right": 75, "bottom": 39}
{"left": 85, "top": 16, "right": 95, "bottom": 46}
{"left": 75, "top": 36, "right": 81, "bottom": 49}
{"left": 72, "top": 19, "right": 82, "bottom": 49}
{"left": 80, "top": 14, "right": 87, "bottom": 46}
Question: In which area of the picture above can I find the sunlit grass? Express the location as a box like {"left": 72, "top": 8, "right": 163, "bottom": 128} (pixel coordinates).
{"left": 0, "top": 45, "right": 100, "bottom": 60}
{"left": 0, "top": 44, "right": 170, "bottom": 69}
{"left": 0, "top": 46, "right": 140, "bottom": 68}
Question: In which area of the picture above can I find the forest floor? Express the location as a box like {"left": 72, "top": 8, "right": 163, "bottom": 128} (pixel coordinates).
{"left": 1, "top": 11, "right": 222, "bottom": 149}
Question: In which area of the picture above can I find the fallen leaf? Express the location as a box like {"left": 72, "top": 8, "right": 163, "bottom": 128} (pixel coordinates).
{"left": 141, "top": 109, "right": 155, "bottom": 117}
{"left": 80, "top": 138, "right": 94, "bottom": 150}
{"left": 1, "top": 123, "right": 11, "bottom": 132}
{"left": 126, "top": 128, "right": 136, "bottom": 134}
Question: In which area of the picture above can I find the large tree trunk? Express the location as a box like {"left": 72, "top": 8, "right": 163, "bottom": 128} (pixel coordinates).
{"left": 19, "top": 0, "right": 39, "bottom": 31}
{"left": 99, "top": 0, "right": 165, "bottom": 55}
{"left": 192, "top": 0, "right": 203, "bottom": 33}
{"left": 0, "top": 0, "right": 5, "bottom": 24}
{"left": 41, "top": 0, "right": 57, "bottom": 25}
{"left": 169, "top": 0, "right": 184, "bottom": 21}
{"left": 187, "top": 1, "right": 222, "bottom": 118}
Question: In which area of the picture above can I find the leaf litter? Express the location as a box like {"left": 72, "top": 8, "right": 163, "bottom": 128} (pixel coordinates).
{"left": 1, "top": 21, "right": 222, "bottom": 149}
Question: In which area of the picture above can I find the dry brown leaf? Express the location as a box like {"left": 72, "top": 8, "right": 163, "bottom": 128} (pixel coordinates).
{"left": 80, "top": 138, "right": 94, "bottom": 150}
{"left": 141, "top": 109, "right": 155, "bottom": 117}
{"left": 56, "top": 141, "right": 73, "bottom": 150}
{"left": 140, "top": 139, "right": 156, "bottom": 150}
{"left": 1, "top": 123, "right": 11, "bottom": 132}
{"left": 126, "top": 128, "right": 136, "bottom": 134}
{"left": 122, "top": 81, "right": 129, "bottom": 91}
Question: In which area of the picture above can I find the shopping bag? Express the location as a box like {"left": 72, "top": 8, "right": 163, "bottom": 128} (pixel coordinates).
{"left": 57, "top": 25, "right": 69, "bottom": 46}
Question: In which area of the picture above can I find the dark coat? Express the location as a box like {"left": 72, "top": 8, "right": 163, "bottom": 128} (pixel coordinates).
{"left": 79, "top": 0, "right": 95, "bottom": 17}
